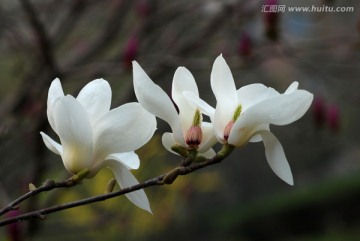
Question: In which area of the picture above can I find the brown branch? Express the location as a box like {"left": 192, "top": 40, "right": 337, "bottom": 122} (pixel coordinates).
{"left": 0, "top": 145, "right": 234, "bottom": 226}
{"left": 0, "top": 169, "right": 90, "bottom": 216}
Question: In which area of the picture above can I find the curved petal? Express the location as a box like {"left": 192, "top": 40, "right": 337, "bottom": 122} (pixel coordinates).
{"left": 284, "top": 81, "right": 299, "bottom": 94}
{"left": 183, "top": 91, "right": 215, "bottom": 119}
{"left": 252, "top": 90, "right": 313, "bottom": 126}
{"left": 258, "top": 130, "right": 293, "bottom": 185}
{"left": 211, "top": 55, "right": 238, "bottom": 139}
{"left": 93, "top": 102, "right": 156, "bottom": 157}
{"left": 40, "top": 132, "right": 63, "bottom": 156}
{"left": 53, "top": 95, "right": 93, "bottom": 174}
{"left": 161, "top": 132, "right": 179, "bottom": 155}
{"left": 172, "top": 67, "right": 199, "bottom": 134}
{"left": 133, "top": 61, "right": 184, "bottom": 145}
{"left": 105, "top": 152, "right": 140, "bottom": 170}
{"left": 249, "top": 124, "right": 270, "bottom": 143}
{"left": 228, "top": 90, "right": 313, "bottom": 146}
{"left": 76, "top": 78, "right": 112, "bottom": 125}
{"left": 237, "top": 83, "right": 279, "bottom": 111}
{"left": 198, "top": 148, "right": 216, "bottom": 159}
{"left": 198, "top": 122, "right": 217, "bottom": 153}
{"left": 47, "top": 78, "right": 65, "bottom": 133}
{"left": 105, "top": 159, "right": 152, "bottom": 213}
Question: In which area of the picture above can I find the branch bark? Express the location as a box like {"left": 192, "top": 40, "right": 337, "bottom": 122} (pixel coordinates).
{"left": 0, "top": 145, "right": 234, "bottom": 226}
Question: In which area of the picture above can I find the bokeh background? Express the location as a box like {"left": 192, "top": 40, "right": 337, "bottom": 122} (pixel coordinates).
{"left": 0, "top": 0, "right": 360, "bottom": 240}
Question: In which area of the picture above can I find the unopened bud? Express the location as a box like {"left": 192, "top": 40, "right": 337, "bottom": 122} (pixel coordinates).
{"left": 224, "top": 105, "right": 242, "bottom": 141}
{"left": 28, "top": 183, "right": 37, "bottom": 191}
{"left": 186, "top": 126, "right": 203, "bottom": 149}
{"left": 224, "top": 121, "right": 234, "bottom": 141}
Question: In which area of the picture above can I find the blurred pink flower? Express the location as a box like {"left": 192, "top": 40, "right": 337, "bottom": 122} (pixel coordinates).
{"left": 312, "top": 96, "right": 326, "bottom": 128}
{"left": 327, "top": 104, "right": 340, "bottom": 132}
{"left": 6, "top": 210, "right": 22, "bottom": 241}
{"left": 238, "top": 33, "right": 252, "bottom": 57}
{"left": 122, "top": 36, "right": 139, "bottom": 70}
{"left": 263, "top": 0, "right": 280, "bottom": 41}
{"left": 136, "top": 0, "right": 151, "bottom": 18}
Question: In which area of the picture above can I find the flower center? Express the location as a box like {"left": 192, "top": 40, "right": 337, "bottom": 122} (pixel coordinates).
{"left": 224, "top": 105, "right": 242, "bottom": 141}
{"left": 185, "top": 109, "right": 203, "bottom": 149}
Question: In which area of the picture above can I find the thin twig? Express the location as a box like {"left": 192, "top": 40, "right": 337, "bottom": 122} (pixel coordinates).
{"left": 0, "top": 145, "right": 234, "bottom": 226}
{"left": 0, "top": 169, "right": 89, "bottom": 216}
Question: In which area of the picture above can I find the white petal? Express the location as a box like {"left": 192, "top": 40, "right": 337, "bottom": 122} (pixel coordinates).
{"left": 47, "top": 78, "right": 65, "bottom": 133}
{"left": 133, "top": 61, "right": 184, "bottom": 145}
{"left": 93, "top": 102, "right": 156, "bottom": 157}
{"left": 172, "top": 67, "right": 199, "bottom": 134}
{"left": 105, "top": 152, "right": 140, "bottom": 170}
{"left": 237, "top": 83, "right": 279, "bottom": 111}
{"left": 254, "top": 90, "right": 313, "bottom": 126}
{"left": 198, "top": 148, "right": 216, "bottom": 159}
{"left": 284, "top": 81, "right": 299, "bottom": 94}
{"left": 53, "top": 95, "right": 93, "bottom": 174}
{"left": 249, "top": 124, "right": 270, "bottom": 143}
{"left": 211, "top": 55, "right": 238, "bottom": 139}
{"left": 76, "top": 78, "right": 112, "bottom": 125}
{"left": 105, "top": 159, "right": 152, "bottom": 213}
{"left": 40, "top": 132, "right": 63, "bottom": 155}
{"left": 183, "top": 91, "right": 215, "bottom": 119}
{"left": 198, "top": 122, "right": 217, "bottom": 153}
{"left": 161, "top": 132, "right": 179, "bottom": 156}
{"left": 258, "top": 130, "right": 293, "bottom": 185}
{"left": 228, "top": 90, "right": 313, "bottom": 147}
{"left": 211, "top": 55, "right": 238, "bottom": 109}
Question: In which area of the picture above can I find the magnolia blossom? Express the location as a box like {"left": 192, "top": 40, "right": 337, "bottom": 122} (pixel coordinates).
{"left": 185, "top": 55, "right": 313, "bottom": 185}
{"left": 132, "top": 61, "right": 217, "bottom": 158}
{"left": 40, "top": 78, "right": 156, "bottom": 212}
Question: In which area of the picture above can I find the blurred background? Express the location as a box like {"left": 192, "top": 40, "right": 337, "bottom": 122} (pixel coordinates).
{"left": 0, "top": 0, "right": 360, "bottom": 240}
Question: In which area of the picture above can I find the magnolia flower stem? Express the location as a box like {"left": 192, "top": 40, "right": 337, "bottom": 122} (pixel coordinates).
{"left": 0, "top": 169, "right": 89, "bottom": 217}
{"left": 0, "top": 145, "right": 234, "bottom": 226}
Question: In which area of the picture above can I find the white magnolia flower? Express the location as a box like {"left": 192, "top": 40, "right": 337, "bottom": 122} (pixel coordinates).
{"left": 132, "top": 61, "right": 217, "bottom": 158}
{"left": 185, "top": 55, "right": 313, "bottom": 185}
{"left": 40, "top": 78, "right": 156, "bottom": 213}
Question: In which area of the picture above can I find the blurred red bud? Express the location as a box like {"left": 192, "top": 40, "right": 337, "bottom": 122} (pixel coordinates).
{"left": 136, "top": 0, "right": 151, "bottom": 18}
{"left": 263, "top": 0, "right": 280, "bottom": 41}
{"left": 122, "top": 36, "right": 139, "bottom": 70}
{"left": 327, "top": 104, "right": 340, "bottom": 132}
{"left": 238, "top": 33, "right": 252, "bottom": 57}
{"left": 312, "top": 96, "right": 326, "bottom": 128}
{"left": 6, "top": 210, "right": 22, "bottom": 241}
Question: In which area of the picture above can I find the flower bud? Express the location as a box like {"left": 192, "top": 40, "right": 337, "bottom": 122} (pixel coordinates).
{"left": 224, "top": 105, "right": 241, "bottom": 141}
{"left": 186, "top": 126, "right": 203, "bottom": 149}
{"left": 224, "top": 121, "right": 234, "bottom": 141}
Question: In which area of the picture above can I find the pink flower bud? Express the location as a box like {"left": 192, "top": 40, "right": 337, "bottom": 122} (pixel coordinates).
{"left": 186, "top": 126, "right": 203, "bottom": 149}
{"left": 224, "top": 121, "right": 234, "bottom": 141}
